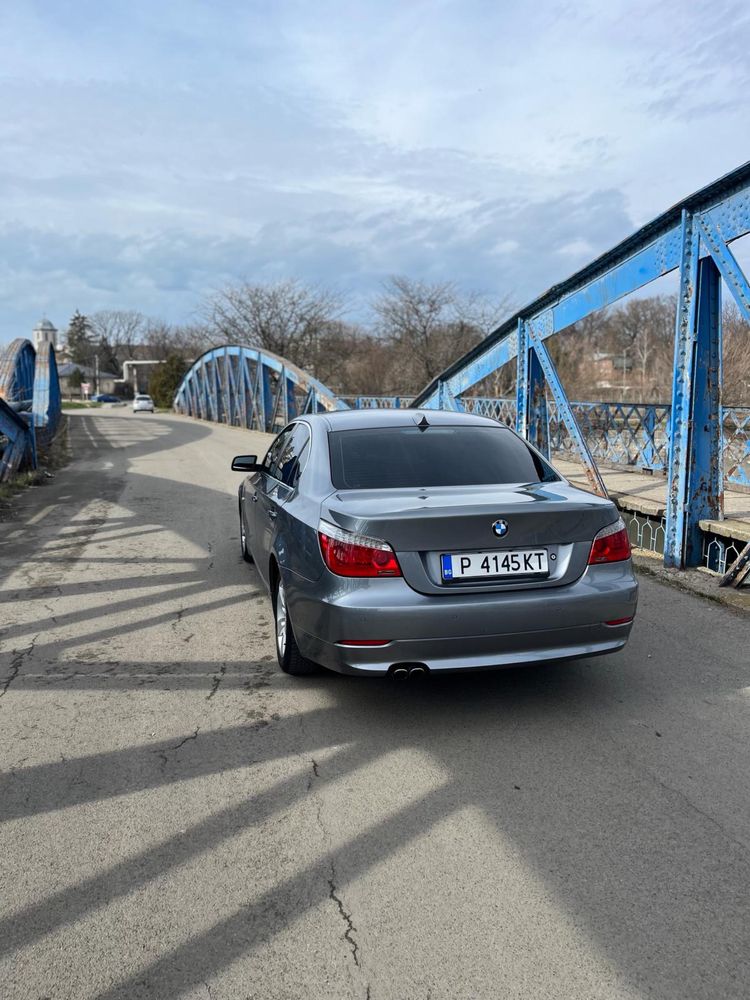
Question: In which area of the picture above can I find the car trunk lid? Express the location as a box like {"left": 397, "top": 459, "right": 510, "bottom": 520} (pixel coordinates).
{"left": 321, "top": 482, "right": 619, "bottom": 594}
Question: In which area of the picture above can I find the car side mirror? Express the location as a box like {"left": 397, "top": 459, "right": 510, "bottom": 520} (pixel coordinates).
{"left": 231, "top": 455, "right": 263, "bottom": 472}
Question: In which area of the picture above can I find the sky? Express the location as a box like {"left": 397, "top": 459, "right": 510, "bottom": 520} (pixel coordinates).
{"left": 1, "top": 0, "right": 749, "bottom": 347}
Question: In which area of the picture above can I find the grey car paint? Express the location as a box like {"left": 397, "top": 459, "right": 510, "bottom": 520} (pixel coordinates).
{"left": 238, "top": 409, "right": 638, "bottom": 675}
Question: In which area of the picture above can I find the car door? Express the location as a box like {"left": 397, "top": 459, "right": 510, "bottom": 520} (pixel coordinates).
{"left": 254, "top": 424, "right": 312, "bottom": 586}
{"left": 273, "top": 422, "right": 313, "bottom": 577}
{"left": 250, "top": 427, "right": 294, "bottom": 585}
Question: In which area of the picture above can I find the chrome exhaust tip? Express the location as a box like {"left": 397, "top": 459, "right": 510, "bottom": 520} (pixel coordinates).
{"left": 408, "top": 665, "right": 427, "bottom": 679}
{"left": 391, "top": 667, "right": 409, "bottom": 680}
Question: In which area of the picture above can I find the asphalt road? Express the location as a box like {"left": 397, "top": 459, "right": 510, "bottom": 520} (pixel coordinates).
{"left": 1, "top": 409, "right": 749, "bottom": 1000}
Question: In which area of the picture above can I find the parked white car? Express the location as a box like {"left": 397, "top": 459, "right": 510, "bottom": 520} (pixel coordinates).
{"left": 133, "top": 394, "right": 154, "bottom": 413}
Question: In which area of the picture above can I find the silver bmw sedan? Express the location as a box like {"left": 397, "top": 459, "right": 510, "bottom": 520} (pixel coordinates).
{"left": 233, "top": 409, "right": 637, "bottom": 677}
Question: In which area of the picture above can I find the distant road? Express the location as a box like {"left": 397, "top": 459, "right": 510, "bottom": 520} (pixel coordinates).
{"left": 1, "top": 409, "right": 749, "bottom": 1000}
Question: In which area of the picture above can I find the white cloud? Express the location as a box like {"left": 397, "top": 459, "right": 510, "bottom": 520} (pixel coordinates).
{"left": 0, "top": 0, "right": 749, "bottom": 346}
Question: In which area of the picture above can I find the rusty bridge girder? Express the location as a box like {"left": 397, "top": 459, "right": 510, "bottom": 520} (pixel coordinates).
{"left": 413, "top": 161, "right": 750, "bottom": 570}
{"left": 0, "top": 338, "right": 62, "bottom": 481}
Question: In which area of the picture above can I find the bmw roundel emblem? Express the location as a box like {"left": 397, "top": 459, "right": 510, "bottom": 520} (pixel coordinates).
{"left": 492, "top": 519, "right": 509, "bottom": 538}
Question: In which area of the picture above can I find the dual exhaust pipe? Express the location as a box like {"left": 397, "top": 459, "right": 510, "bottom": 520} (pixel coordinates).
{"left": 390, "top": 664, "right": 429, "bottom": 680}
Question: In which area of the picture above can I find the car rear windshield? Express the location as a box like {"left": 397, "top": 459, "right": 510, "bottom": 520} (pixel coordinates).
{"left": 328, "top": 425, "right": 558, "bottom": 490}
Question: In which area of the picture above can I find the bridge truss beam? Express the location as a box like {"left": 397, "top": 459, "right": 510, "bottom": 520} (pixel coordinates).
{"left": 413, "top": 161, "right": 750, "bottom": 569}
{"left": 173, "top": 345, "right": 347, "bottom": 433}
{"left": 0, "top": 338, "right": 61, "bottom": 481}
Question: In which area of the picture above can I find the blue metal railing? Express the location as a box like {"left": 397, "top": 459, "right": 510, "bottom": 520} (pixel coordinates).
{"left": 409, "top": 161, "right": 750, "bottom": 567}
{"left": 723, "top": 406, "right": 750, "bottom": 487}
{"left": 338, "top": 396, "right": 408, "bottom": 409}
{"left": 343, "top": 395, "right": 749, "bottom": 488}
{"left": 175, "top": 160, "right": 750, "bottom": 573}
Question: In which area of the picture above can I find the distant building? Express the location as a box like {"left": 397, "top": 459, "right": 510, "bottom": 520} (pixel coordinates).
{"left": 32, "top": 318, "right": 59, "bottom": 354}
{"left": 57, "top": 362, "right": 120, "bottom": 398}
{"left": 591, "top": 351, "right": 633, "bottom": 391}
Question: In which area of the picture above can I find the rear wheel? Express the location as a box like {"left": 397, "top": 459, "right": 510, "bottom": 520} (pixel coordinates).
{"left": 274, "top": 575, "right": 317, "bottom": 675}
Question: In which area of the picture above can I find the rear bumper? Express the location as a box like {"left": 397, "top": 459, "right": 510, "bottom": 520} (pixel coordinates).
{"left": 298, "top": 624, "right": 631, "bottom": 676}
{"left": 288, "top": 561, "right": 638, "bottom": 676}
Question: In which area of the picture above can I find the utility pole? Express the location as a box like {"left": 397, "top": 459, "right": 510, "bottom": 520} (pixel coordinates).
{"left": 94, "top": 354, "right": 100, "bottom": 395}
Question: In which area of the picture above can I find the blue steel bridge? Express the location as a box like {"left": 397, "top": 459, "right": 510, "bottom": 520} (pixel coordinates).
{"left": 3, "top": 161, "right": 750, "bottom": 585}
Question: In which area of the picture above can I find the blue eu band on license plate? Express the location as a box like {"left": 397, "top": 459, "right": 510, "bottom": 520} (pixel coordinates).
{"left": 441, "top": 549, "right": 549, "bottom": 581}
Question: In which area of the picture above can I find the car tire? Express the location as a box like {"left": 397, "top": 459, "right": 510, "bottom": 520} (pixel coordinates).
{"left": 239, "top": 509, "right": 253, "bottom": 563}
{"left": 273, "top": 575, "right": 317, "bottom": 676}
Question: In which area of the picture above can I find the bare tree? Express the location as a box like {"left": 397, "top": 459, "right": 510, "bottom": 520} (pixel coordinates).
{"left": 631, "top": 297, "right": 674, "bottom": 401}
{"left": 89, "top": 310, "right": 147, "bottom": 356}
{"left": 141, "top": 320, "right": 210, "bottom": 362}
{"left": 373, "top": 276, "right": 511, "bottom": 389}
{"left": 723, "top": 300, "right": 750, "bottom": 404}
{"left": 544, "top": 298, "right": 678, "bottom": 402}
{"left": 203, "top": 279, "right": 344, "bottom": 371}
{"left": 453, "top": 289, "right": 513, "bottom": 339}
{"left": 374, "top": 277, "right": 456, "bottom": 386}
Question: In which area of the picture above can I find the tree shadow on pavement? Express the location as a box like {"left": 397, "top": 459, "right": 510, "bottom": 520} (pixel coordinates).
{"left": 2, "top": 413, "right": 750, "bottom": 1000}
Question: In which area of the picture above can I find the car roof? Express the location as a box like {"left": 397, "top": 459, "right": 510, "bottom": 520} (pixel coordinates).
{"left": 301, "top": 407, "right": 507, "bottom": 432}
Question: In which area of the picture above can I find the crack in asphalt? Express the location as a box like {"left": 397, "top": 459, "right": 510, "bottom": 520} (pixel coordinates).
{"left": 206, "top": 664, "right": 226, "bottom": 700}
{"left": 170, "top": 727, "right": 200, "bottom": 751}
{"left": 170, "top": 608, "right": 184, "bottom": 635}
{"left": 153, "top": 727, "right": 201, "bottom": 770}
{"left": 307, "top": 756, "right": 322, "bottom": 793}
{"left": 328, "top": 863, "right": 360, "bottom": 968}
{"left": 0, "top": 634, "right": 39, "bottom": 701}
{"left": 299, "top": 706, "right": 368, "bottom": 986}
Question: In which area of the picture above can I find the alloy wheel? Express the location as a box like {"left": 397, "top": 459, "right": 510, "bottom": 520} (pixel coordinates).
{"left": 275, "top": 579, "right": 287, "bottom": 658}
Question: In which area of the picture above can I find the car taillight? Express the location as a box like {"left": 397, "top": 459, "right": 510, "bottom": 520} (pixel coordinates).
{"left": 318, "top": 519, "right": 402, "bottom": 577}
{"left": 588, "top": 518, "right": 631, "bottom": 564}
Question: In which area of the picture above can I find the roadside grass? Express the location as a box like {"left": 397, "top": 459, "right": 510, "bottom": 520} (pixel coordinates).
{"left": 62, "top": 401, "right": 102, "bottom": 409}
{"left": 0, "top": 468, "right": 49, "bottom": 505}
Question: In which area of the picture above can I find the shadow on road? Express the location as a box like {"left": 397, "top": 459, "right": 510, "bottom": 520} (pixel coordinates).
{"left": 2, "top": 412, "right": 750, "bottom": 999}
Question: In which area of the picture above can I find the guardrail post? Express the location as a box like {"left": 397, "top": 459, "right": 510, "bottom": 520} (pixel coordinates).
{"left": 642, "top": 406, "right": 657, "bottom": 468}
{"left": 515, "top": 319, "right": 549, "bottom": 457}
{"left": 437, "top": 380, "right": 462, "bottom": 411}
{"left": 286, "top": 375, "right": 297, "bottom": 420}
{"left": 665, "top": 213, "right": 723, "bottom": 567}
{"left": 239, "top": 355, "right": 249, "bottom": 427}
{"left": 687, "top": 255, "right": 723, "bottom": 564}
{"left": 262, "top": 364, "right": 273, "bottom": 432}
{"left": 222, "top": 349, "right": 235, "bottom": 425}
{"left": 515, "top": 319, "right": 529, "bottom": 438}
{"left": 528, "top": 350, "right": 549, "bottom": 458}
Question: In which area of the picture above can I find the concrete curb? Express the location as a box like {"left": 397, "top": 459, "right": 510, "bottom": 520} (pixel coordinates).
{"left": 632, "top": 550, "right": 750, "bottom": 614}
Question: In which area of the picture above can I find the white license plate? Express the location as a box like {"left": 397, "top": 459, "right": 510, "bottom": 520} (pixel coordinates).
{"left": 441, "top": 549, "right": 548, "bottom": 581}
